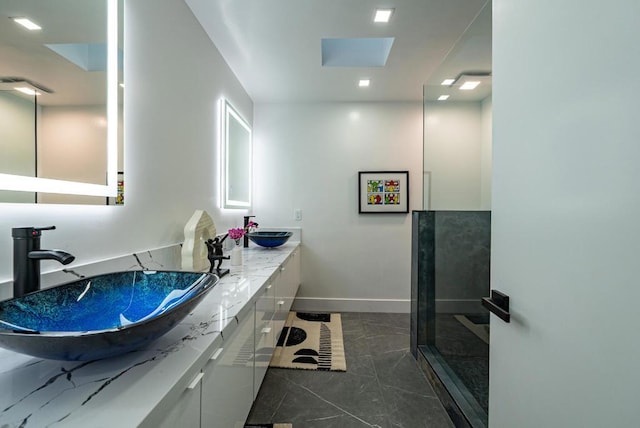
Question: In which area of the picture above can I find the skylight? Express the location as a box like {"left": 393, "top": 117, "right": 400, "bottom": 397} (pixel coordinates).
{"left": 321, "top": 38, "right": 395, "bottom": 67}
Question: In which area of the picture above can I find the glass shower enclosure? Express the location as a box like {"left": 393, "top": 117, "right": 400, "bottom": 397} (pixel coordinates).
{"left": 412, "top": 2, "right": 492, "bottom": 425}
{"left": 411, "top": 211, "right": 490, "bottom": 427}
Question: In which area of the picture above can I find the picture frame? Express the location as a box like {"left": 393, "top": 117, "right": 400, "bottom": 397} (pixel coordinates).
{"left": 358, "top": 171, "right": 409, "bottom": 214}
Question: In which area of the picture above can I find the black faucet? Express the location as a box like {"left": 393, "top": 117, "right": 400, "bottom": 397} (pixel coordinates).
{"left": 12, "top": 226, "right": 75, "bottom": 298}
{"left": 243, "top": 215, "right": 256, "bottom": 248}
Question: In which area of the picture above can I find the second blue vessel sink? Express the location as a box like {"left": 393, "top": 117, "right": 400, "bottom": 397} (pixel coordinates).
{"left": 247, "top": 231, "right": 293, "bottom": 248}
{"left": 0, "top": 270, "right": 218, "bottom": 361}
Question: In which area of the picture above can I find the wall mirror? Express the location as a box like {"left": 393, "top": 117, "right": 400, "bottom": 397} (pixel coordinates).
{"left": 221, "top": 99, "right": 251, "bottom": 209}
{"left": 0, "top": 0, "right": 123, "bottom": 205}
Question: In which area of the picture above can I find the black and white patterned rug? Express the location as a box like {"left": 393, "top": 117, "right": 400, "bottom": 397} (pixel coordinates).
{"left": 269, "top": 312, "right": 346, "bottom": 371}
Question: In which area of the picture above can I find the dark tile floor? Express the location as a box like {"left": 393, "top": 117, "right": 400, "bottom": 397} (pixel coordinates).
{"left": 246, "top": 312, "right": 454, "bottom": 428}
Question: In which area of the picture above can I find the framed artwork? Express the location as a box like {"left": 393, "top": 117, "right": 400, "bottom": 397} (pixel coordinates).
{"left": 358, "top": 171, "right": 409, "bottom": 214}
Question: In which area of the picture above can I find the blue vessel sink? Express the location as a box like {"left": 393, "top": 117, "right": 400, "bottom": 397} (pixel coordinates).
{"left": 0, "top": 271, "right": 218, "bottom": 361}
{"left": 247, "top": 231, "right": 293, "bottom": 248}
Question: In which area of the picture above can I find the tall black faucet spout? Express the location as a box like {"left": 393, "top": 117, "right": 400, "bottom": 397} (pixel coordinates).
{"left": 243, "top": 215, "right": 256, "bottom": 248}
{"left": 12, "top": 226, "right": 75, "bottom": 298}
{"left": 29, "top": 250, "right": 75, "bottom": 265}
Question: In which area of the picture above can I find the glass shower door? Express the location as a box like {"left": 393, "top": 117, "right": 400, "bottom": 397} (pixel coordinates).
{"left": 433, "top": 211, "right": 490, "bottom": 416}
{"left": 411, "top": 210, "right": 490, "bottom": 428}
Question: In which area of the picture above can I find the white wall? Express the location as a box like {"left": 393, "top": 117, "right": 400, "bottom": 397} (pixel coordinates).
{"left": 0, "top": 0, "right": 252, "bottom": 284}
{"left": 424, "top": 101, "right": 484, "bottom": 210}
{"left": 253, "top": 102, "right": 422, "bottom": 312}
{"left": 490, "top": 0, "right": 640, "bottom": 426}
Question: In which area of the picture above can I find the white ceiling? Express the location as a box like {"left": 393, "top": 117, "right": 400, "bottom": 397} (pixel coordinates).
{"left": 185, "top": 0, "right": 492, "bottom": 103}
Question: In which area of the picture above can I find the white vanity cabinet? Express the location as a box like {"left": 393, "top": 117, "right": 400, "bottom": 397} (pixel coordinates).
{"left": 201, "top": 308, "right": 256, "bottom": 428}
{"left": 145, "top": 245, "right": 301, "bottom": 428}
{"left": 149, "top": 309, "right": 256, "bottom": 428}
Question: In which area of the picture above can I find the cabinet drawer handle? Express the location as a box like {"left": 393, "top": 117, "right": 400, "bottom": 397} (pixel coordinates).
{"left": 280, "top": 267, "right": 285, "bottom": 272}
{"left": 187, "top": 372, "right": 204, "bottom": 390}
{"left": 210, "top": 347, "right": 224, "bottom": 360}
{"left": 261, "top": 327, "right": 272, "bottom": 334}
{"left": 266, "top": 284, "right": 272, "bottom": 290}
{"left": 277, "top": 300, "right": 285, "bottom": 305}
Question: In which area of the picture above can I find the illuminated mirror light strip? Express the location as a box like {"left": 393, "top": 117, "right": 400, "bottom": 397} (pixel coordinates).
{"left": 226, "top": 104, "right": 252, "bottom": 207}
{"left": 106, "top": 0, "right": 118, "bottom": 196}
{"left": 220, "top": 99, "right": 252, "bottom": 209}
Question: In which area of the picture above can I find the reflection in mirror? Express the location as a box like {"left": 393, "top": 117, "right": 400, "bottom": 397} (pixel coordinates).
{"left": 221, "top": 100, "right": 252, "bottom": 209}
{"left": 423, "top": 0, "right": 491, "bottom": 210}
{"left": 0, "top": 0, "right": 123, "bottom": 204}
{"left": 0, "top": 90, "right": 36, "bottom": 202}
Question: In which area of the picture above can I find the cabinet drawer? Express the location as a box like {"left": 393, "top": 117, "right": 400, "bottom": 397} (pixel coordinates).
{"left": 201, "top": 311, "right": 255, "bottom": 428}
{"left": 253, "top": 319, "right": 275, "bottom": 398}
{"left": 154, "top": 380, "right": 201, "bottom": 428}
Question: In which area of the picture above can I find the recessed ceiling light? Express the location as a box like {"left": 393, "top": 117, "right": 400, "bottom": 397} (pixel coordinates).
{"left": 13, "top": 17, "right": 41, "bottom": 31}
{"left": 460, "top": 81, "right": 481, "bottom": 90}
{"left": 437, "top": 95, "right": 450, "bottom": 101}
{"left": 14, "top": 87, "right": 41, "bottom": 96}
{"left": 374, "top": 9, "right": 394, "bottom": 23}
{"left": 359, "top": 79, "right": 370, "bottom": 87}
{"left": 441, "top": 79, "right": 455, "bottom": 86}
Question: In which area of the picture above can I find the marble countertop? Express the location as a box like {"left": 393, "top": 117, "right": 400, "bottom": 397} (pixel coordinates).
{"left": 0, "top": 242, "right": 300, "bottom": 428}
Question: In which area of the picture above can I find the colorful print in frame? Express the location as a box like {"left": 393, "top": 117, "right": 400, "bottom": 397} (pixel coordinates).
{"left": 358, "top": 171, "right": 409, "bottom": 213}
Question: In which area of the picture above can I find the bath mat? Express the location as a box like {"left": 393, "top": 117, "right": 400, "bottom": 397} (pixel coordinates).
{"left": 454, "top": 314, "right": 490, "bottom": 344}
{"left": 269, "top": 312, "right": 346, "bottom": 371}
{"left": 245, "top": 424, "right": 292, "bottom": 428}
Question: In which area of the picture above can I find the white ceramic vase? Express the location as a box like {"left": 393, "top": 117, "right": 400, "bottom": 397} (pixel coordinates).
{"left": 230, "top": 243, "right": 243, "bottom": 266}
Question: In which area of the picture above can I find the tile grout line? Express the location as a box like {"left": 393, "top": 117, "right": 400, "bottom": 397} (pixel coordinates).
{"left": 269, "top": 390, "right": 289, "bottom": 423}
{"left": 360, "top": 315, "right": 396, "bottom": 428}
{"left": 283, "top": 372, "right": 384, "bottom": 428}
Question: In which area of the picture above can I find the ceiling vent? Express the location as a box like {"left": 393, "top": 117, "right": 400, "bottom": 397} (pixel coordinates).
{"left": 445, "top": 71, "right": 492, "bottom": 89}
{"left": 0, "top": 77, "right": 54, "bottom": 93}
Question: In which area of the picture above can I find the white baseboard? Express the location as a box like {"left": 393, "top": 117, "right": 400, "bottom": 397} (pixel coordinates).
{"left": 292, "top": 297, "right": 410, "bottom": 313}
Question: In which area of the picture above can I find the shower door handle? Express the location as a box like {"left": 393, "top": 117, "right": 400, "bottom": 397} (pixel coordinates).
{"left": 482, "top": 290, "right": 511, "bottom": 323}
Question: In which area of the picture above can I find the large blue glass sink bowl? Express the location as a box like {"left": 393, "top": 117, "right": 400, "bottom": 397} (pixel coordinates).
{"left": 0, "top": 271, "right": 218, "bottom": 361}
{"left": 247, "top": 231, "right": 293, "bottom": 248}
